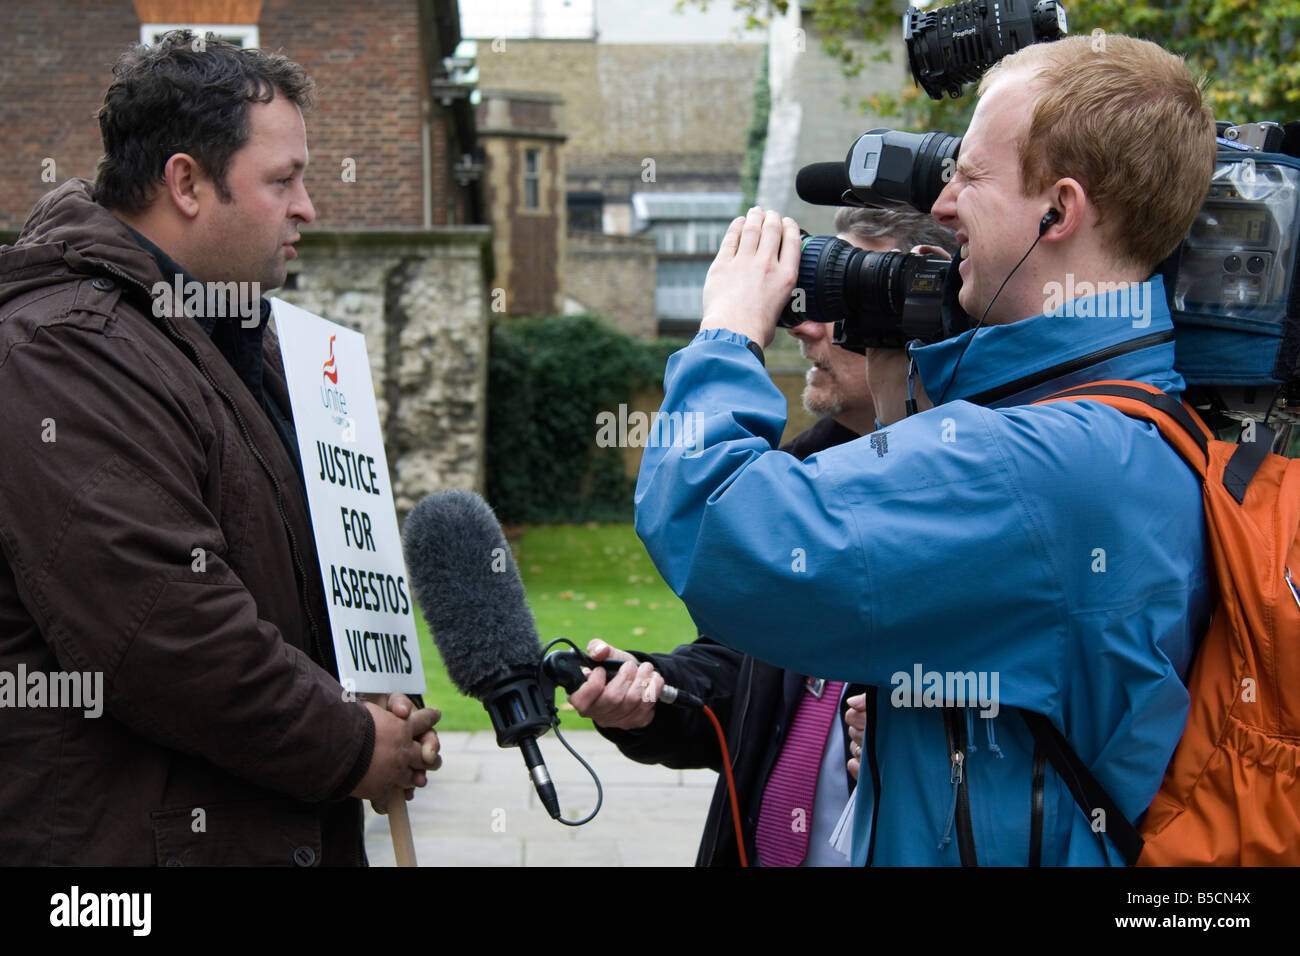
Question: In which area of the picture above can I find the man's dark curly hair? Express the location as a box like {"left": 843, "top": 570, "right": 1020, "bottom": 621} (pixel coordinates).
{"left": 93, "top": 30, "right": 314, "bottom": 214}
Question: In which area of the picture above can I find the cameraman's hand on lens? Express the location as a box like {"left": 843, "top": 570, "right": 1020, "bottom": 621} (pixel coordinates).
{"left": 700, "top": 206, "right": 801, "bottom": 350}
{"left": 909, "top": 244, "right": 952, "bottom": 261}
{"left": 845, "top": 692, "right": 867, "bottom": 782}
{"left": 566, "top": 639, "right": 665, "bottom": 731}
{"left": 354, "top": 692, "right": 443, "bottom": 814}
{"left": 864, "top": 245, "right": 943, "bottom": 427}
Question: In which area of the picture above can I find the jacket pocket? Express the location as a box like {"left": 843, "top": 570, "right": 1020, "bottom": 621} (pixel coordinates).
{"left": 152, "top": 798, "right": 322, "bottom": 866}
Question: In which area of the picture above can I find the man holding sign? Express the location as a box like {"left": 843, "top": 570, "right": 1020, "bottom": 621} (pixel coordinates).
{"left": 0, "top": 32, "right": 439, "bottom": 865}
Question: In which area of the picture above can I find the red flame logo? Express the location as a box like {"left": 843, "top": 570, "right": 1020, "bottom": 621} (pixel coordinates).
{"left": 322, "top": 335, "right": 338, "bottom": 385}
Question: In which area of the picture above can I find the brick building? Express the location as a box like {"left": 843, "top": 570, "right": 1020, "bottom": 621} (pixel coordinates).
{"left": 0, "top": 0, "right": 494, "bottom": 506}
{"left": 0, "top": 0, "right": 482, "bottom": 231}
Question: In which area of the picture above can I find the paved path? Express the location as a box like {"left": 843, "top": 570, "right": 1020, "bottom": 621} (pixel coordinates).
{"left": 364, "top": 730, "right": 717, "bottom": 866}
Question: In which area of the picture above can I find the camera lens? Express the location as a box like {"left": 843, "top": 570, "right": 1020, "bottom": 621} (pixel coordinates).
{"left": 777, "top": 236, "right": 953, "bottom": 347}
{"left": 1247, "top": 255, "right": 1266, "bottom": 274}
{"left": 1224, "top": 255, "right": 1241, "bottom": 272}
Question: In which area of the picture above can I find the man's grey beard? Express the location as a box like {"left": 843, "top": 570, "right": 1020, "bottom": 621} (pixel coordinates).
{"left": 802, "top": 367, "right": 844, "bottom": 418}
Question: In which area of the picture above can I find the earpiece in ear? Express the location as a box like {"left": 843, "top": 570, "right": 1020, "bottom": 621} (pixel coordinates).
{"left": 1039, "top": 208, "right": 1061, "bottom": 234}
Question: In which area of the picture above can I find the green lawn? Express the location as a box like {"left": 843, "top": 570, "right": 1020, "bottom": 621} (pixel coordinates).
{"left": 414, "top": 523, "right": 699, "bottom": 731}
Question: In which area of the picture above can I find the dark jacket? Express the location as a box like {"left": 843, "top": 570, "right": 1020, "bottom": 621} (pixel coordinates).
{"left": 0, "top": 179, "right": 373, "bottom": 865}
{"left": 600, "top": 416, "right": 864, "bottom": 866}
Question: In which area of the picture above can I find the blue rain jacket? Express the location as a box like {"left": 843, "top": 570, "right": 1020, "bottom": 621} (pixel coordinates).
{"left": 634, "top": 276, "right": 1213, "bottom": 865}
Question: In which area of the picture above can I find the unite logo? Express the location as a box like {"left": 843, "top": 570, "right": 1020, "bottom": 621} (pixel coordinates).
{"left": 322, "top": 335, "right": 339, "bottom": 384}
{"left": 320, "top": 334, "right": 349, "bottom": 424}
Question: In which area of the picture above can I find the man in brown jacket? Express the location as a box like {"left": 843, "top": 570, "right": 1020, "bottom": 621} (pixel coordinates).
{"left": 0, "top": 32, "right": 439, "bottom": 865}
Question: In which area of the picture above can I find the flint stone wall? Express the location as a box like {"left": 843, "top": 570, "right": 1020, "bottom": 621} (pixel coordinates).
{"left": 276, "top": 227, "right": 493, "bottom": 517}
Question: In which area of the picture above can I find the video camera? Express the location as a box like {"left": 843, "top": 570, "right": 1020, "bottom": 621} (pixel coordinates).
{"left": 781, "top": 0, "right": 1300, "bottom": 400}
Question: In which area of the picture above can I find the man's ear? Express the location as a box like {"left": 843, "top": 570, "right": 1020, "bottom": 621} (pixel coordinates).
{"left": 161, "top": 153, "right": 204, "bottom": 219}
{"left": 1044, "top": 178, "right": 1089, "bottom": 241}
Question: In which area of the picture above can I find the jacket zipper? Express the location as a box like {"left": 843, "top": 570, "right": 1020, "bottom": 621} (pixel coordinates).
{"left": 1030, "top": 741, "right": 1045, "bottom": 866}
{"left": 863, "top": 686, "right": 880, "bottom": 867}
{"left": 964, "top": 329, "right": 1176, "bottom": 407}
{"left": 96, "top": 263, "right": 326, "bottom": 665}
{"left": 101, "top": 264, "right": 364, "bottom": 865}
{"left": 943, "top": 706, "right": 978, "bottom": 865}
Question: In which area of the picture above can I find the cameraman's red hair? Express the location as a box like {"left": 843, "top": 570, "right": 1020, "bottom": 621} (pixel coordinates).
{"left": 980, "top": 34, "right": 1215, "bottom": 272}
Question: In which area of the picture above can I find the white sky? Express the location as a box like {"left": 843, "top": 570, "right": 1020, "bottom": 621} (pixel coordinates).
{"left": 460, "top": 0, "right": 766, "bottom": 43}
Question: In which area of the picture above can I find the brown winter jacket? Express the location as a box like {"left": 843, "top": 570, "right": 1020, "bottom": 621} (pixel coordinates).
{"left": 0, "top": 179, "right": 374, "bottom": 865}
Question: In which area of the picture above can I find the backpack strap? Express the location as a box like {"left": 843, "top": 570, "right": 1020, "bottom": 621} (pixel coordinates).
{"left": 1036, "top": 380, "right": 1211, "bottom": 475}
{"left": 1223, "top": 422, "right": 1275, "bottom": 504}
{"left": 1042, "top": 380, "right": 1280, "bottom": 506}
{"left": 1019, "top": 379, "right": 1220, "bottom": 866}
{"left": 1019, "top": 711, "right": 1144, "bottom": 866}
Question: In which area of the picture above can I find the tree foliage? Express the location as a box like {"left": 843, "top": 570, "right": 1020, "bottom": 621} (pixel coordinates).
{"left": 690, "top": 0, "right": 1300, "bottom": 132}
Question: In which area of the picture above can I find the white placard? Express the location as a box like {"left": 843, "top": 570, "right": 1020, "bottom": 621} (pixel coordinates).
{"left": 271, "top": 298, "right": 426, "bottom": 695}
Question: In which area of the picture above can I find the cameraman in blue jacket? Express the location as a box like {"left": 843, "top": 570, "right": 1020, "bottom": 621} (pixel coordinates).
{"left": 633, "top": 34, "right": 1217, "bottom": 865}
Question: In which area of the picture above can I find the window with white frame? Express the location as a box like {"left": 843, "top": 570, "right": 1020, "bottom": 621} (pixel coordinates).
{"left": 523, "top": 149, "right": 541, "bottom": 210}
{"left": 656, "top": 258, "right": 712, "bottom": 320}
{"left": 140, "top": 24, "right": 260, "bottom": 48}
{"left": 631, "top": 192, "right": 742, "bottom": 320}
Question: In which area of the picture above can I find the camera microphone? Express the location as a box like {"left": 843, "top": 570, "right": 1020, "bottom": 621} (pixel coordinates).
{"left": 796, "top": 162, "right": 861, "bottom": 207}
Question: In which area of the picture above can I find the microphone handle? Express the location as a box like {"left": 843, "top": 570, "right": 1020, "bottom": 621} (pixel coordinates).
{"left": 542, "top": 650, "right": 704, "bottom": 710}
{"left": 519, "top": 734, "right": 561, "bottom": 819}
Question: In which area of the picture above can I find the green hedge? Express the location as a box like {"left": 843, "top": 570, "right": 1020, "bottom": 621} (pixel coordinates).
{"left": 486, "top": 314, "right": 689, "bottom": 524}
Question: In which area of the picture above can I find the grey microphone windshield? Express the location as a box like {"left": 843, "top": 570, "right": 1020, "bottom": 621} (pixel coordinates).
{"left": 401, "top": 489, "right": 542, "bottom": 699}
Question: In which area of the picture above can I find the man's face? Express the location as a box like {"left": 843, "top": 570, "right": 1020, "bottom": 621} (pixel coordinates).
{"left": 191, "top": 94, "right": 314, "bottom": 291}
{"left": 931, "top": 69, "right": 1047, "bottom": 324}
{"left": 786, "top": 232, "right": 892, "bottom": 422}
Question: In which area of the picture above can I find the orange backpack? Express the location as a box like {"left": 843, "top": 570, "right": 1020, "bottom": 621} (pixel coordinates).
{"left": 1021, "top": 380, "right": 1300, "bottom": 865}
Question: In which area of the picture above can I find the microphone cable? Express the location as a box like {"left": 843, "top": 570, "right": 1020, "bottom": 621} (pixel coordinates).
{"left": 936, "top": 216, "right": 1055, "bottom": 408}
{"left": 542, "top": 637, "right": 748, "bottom": 863}
{"left": 699, "top": 703, "right": 748, "bottom": 867}
{"left": 540, "top": 638, "right": 604, "bottom": 826}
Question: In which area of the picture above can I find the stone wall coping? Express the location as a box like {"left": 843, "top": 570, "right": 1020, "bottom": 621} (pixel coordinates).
{"left": 1, "top": 227, "right": 493, "bottom": 252}
{"left": 566, "top": 232, "right": 658, "bottom": 252}
{"left": 478, "top": 88, "right": 565, "bottom": 104}
{"left": 297, "top": 227, "right": 491, "bottom": 248}
{"left": 476, "top": 126, "right": 568, "bottom": 142}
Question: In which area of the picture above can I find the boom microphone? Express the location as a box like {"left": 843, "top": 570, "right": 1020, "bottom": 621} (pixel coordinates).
{"left": 402, "top": 489, "right": 561, "bottom": 819}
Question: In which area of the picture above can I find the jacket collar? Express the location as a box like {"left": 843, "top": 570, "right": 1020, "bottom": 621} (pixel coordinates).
{"left": 121, "top": 222, "right": 271, "bottom": 403}
{"left": 911, "top": 274, "right": 1186, "bottom": 407}
{"left": 8, "top": 178, "right": 167, "bottom": 294}
{"left": 5, "top": 179, "right": 273, "bottom": 405}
